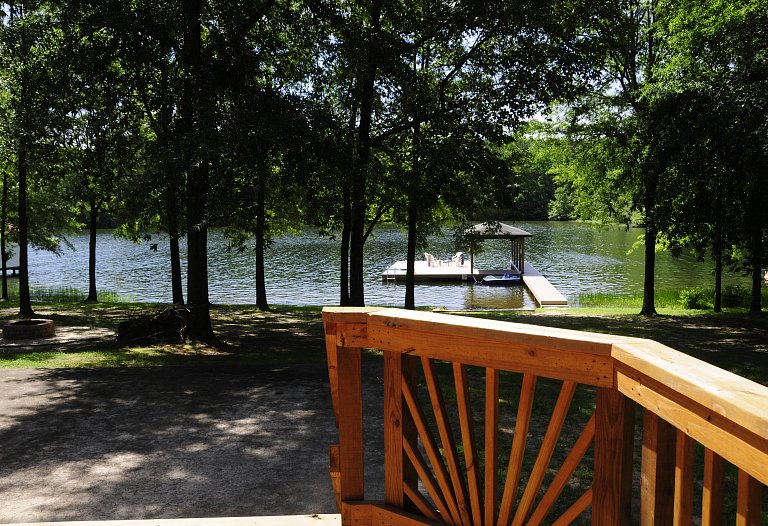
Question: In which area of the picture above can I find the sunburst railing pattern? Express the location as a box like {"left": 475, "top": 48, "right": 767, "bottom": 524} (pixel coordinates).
{"left": 323, "top": 307, "right": 767, "bottom": 526}
{"left": 390, "top": 358, "right": 595, "bottom": 526}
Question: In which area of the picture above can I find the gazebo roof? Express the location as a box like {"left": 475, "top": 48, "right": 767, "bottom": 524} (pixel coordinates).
{"left": 468, "top": 222, "right": 532, "bottom": 239}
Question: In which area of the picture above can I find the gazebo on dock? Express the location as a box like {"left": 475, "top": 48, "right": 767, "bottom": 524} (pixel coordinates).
{"left": 467, "top": 222, "right": 532, "bottom": 274}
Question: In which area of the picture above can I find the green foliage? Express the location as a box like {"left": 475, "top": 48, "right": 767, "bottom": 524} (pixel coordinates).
{"left": 1, "top": 0, "right": 766, "bottom": 315}
{"left": 452, "top": 222, "right": 488, "bottom": 256}
{"left": 721, "top": 284, "right": 750, "bottom": 309}
{"left": 649, "top": 0, "right": 768, "bottom": 310}
{"left": 581, "top": 286, "right": 767, "bottom": 312}
{"left": 548, "top": 186, "right": 577, "bottom": 221}
{"left": 499, "top": 134, "right": 557, "bottom": 220}
{"left": 578, "top": 289, "right": 683, "bottom": 309}
{"left": 1, "top": 280, "right": 131, "bottom": 303}
{"left": 679, "top": 287, "right": 712, "bottom": 310}
{"left": 1, "top": 2, "right": 81, "bottom": 251}
{"left": 518, "top": 120, "right": 637, "bottom": 225}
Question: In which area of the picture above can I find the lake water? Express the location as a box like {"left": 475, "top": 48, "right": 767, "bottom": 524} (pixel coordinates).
{"left": 27, "top": 222, "right": 748, "bottom": 309}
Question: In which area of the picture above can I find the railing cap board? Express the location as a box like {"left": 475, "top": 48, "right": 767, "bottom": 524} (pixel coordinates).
{"left": 323, "top": 306, "right": 385, "bottom": 329}
{"left": 328, "top": 308, "right": 634, "bottom": 386}
{"left": 366, "top": 308, "right": 631, "bottom": 355}
{"left": 323, "top": 306, "right": 386, "bottom": 322}
{"left": 612, "top": 339, "right": 768, "bottom": 443}
{"left": 323, "top": 306, "right": 768, "bottom": 442}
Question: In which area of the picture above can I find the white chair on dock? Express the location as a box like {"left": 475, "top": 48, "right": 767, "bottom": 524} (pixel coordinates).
{"left": 452, "top": 252, "right": 466, "bottom": 267}
{"left": 424, "top": 252, "right": 435, "bottom": 267}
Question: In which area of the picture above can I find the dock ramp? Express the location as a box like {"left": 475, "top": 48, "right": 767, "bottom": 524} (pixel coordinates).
{"left": 523, "top": 262, "right": 568, "bottom": 306}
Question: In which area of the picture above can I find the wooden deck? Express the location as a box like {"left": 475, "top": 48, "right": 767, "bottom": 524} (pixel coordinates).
{"left": 323, "top": 307, "right": 768, "bottom": 525}
{"left": 8, "top": 514, "right": 341, "bottom": 526}
{"left": 522, "top": 262, "right": 568, "bottom": 306}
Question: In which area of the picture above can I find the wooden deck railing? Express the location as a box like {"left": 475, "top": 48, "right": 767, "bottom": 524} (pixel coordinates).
{"left": 322, "top": 307, "right": 767, "bottom": 526}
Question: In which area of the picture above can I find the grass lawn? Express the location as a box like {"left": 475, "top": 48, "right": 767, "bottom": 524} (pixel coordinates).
{"left": 1, "top": 301, "right": 766, "bottom": 386}
{"left": 0, "top": 303, "right": 327, "bottom": 368}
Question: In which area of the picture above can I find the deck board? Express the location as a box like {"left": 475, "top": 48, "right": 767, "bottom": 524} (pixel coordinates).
{"left": 8, "top": 514, "right": 341, "bottom": 526}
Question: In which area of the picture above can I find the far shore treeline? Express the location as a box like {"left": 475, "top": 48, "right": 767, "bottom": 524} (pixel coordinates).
{"left": 1, "top": 1, "right": 766, "bottom": 340}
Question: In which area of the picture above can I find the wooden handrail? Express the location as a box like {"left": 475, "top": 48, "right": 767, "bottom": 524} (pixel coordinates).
{"left": 323, "top": 307, "right": 767, "bottom": 525}
{"left": 614, "top": 339, "right": 768, "bottom": 484}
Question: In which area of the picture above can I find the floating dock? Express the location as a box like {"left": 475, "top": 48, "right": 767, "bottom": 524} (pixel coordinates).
{"left": 382, "top": 259, "right": 498, "bottom": 282}
{"left": 3, "top": 246, "right": 19, "bottom": 276}
{"left": 382, "top": 259, "right": 568, "bottom": 307}
{"left": 522, "top": 262, "right": 568, "bottom": 306}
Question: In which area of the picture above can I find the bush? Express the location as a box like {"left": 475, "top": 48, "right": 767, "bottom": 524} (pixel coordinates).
{"left": 680, "top": 287, "right": 712, "bottom": 310}
{"left": 721, "top": 284, "right": 749, "bottom": 308}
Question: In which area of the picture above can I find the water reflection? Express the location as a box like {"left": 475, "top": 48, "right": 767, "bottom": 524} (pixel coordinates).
{"left": 27, "top": 222, "right": 748, "bottom": 310}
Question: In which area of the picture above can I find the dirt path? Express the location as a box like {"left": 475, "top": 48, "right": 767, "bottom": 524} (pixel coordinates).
{"left": 0, "top": 363, "right": 385, "bottom": 523}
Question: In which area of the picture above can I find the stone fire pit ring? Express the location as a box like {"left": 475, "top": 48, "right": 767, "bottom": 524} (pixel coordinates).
{"left": 3, "top": 319, "right": 56, "bottom": 340}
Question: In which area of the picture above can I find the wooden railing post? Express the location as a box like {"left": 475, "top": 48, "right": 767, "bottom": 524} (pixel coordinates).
{"left": 701, "top": 449, "right": 725, "bottom": 526}
{"left": 325, "top": 329, "right": 340, "bottom": 428}
{"left": 384, "top": 350, "right": 405, "bottom": 508}
{"left": 384, "top": 351, "right": 418, "bottom": 510}
{"left": 640, "top": 411, "right": 677, "bottom": 526}
{"left": 736, "top": 470, "right": 763, "bottom": 526}
{"left": 337, "top": 343, "right": 364, "bottom": 507}
{"left": 593, "top": 387, "right": 635, "bottom": 526}
{"left": 323, "top": 306, "right": 381, "bottom": 521}
{"left": 673, "top": 430, "right": 695, "bottom": 525}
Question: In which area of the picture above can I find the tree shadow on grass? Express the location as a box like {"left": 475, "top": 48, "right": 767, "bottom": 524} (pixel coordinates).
{"left": 1, "top": 305, "right": 330, "bottom": 366}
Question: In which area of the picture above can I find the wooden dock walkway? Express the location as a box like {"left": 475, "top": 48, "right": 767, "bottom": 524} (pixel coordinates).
{"left": 523, "top": 262, "right": 568, "bottom": 306}
{"left": 382, "top": 259, "right": 568, "bottom": 307}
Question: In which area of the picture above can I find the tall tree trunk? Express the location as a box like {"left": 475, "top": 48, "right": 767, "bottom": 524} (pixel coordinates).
{"left": 404, "top": 113, "right": 422, "bottom": 311}
{"left": 340, "top": 92, "right": 359, "bottom": 307}
{"left": 255, "top": 175, "right": 269, "bottom": 311}
{"left": 1, "top": 169, "right": 8, "bottom": 301}
{"left": 85, "top": 197, "right": 98, "bottom": 302}
{"left": 713, "top": 224, "right": 723, "bottom": 312}
{"left": 2, "top": 0, "right": 12, "bottom": 301}
{"left": 156, "top": 62, "right": 184, "bottom": 305}
{"left": 640, "top": 170, "right": 658, "bottom": 317}
{"left": 186, "top": 162, "right": 213, "bottom": 339}
{"left": 404, "top": 188, "right": 418, "bottom": 310}
{"left": 17, "top": 143, "right": 33, "bottom": 317}
{"left": 348, "top": 0, "right": 383, "bottom": 307}
{"left": 349, "top": 145, "right": 368, "bottom": 307}
{"left": 640, "top": 225, "right": 657, "bottom": 316}
{"left": 167, "top": 182, "right": 184, "bottom": 305}
{"left": 749, "top": 191, "right": 763, "bottom": 314}
{"left": 339, "top": 186, "right": 351, "bottom": 306}
{"left": 16, "top": 3, "right": 33, "bottom": 317}
{"left": 183, "top": 0, "right": 214, "bottom": 341}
